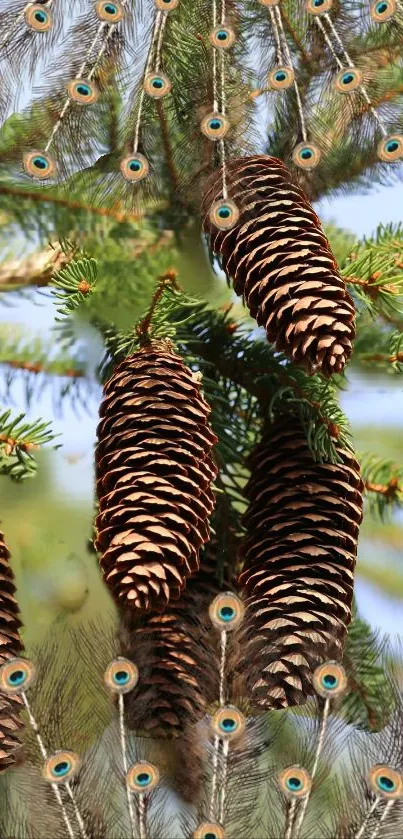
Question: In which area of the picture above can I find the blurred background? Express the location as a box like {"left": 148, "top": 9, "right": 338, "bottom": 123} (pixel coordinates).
{"left": 1, "top": 179, "right": 402, "bottom": 652}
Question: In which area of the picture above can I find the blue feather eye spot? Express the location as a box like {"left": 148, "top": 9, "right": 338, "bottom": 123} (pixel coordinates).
{"left": 201, "top": 112, "right": 230, "bottom": 141}
{"left": 23, "top": 150, "right": 56, "bottom": 180}
{"left": 371, "top": 0, "right": 396, "bottom": 21}
{"left": 95, "top": 0, "right": 124, "bottom": 22}
{"left": 306, "top": 0, "right": 332, "bottom": 13}
{"left": 209, "top": 592, "right": 244, "bottom": 630}
{"left": 313, "top": 662, "right": 347, "bottom": 698}
{"left": 43, "top": 751, "right": 80, "bottom": 785}
{"left": 155, "top": 0, "right": 179, "bottom": 9}
{"left": 104, "top": 657, "right": 139, "bottom": 693}
{"left": 144, "top": 72, "right": 171, "bottom": 99}
{"left": 67, "top": 79, "right": 99, "bottom": 106}
{"left": 279, "top": 766, "right": 312, "bottom": 799}
{"left": 292, "top": 141, "right": 321, "bottom": 170}
{"left": 211, "top": 706, "right": 245, "bottom": 742}
{"left": 25, "top": 5, "right": 53, "bottom": 31}
{"left": 0, "top": 658, "right": 35, "bottom": 694}
{"left": 378, "top": 134, "right": 403, "bottom": 162}
{"left": 209, "top": 24, "right": 236, "bottom": 49}
{"left": 193, "top": 822, "right": 225, "bottom": 839}
{"left": 127, "top": 761, "right": 160, "bottom": 794}
{"left": 120, "top": 153, "right": 150, "bottom": 183}
{"left": 268, "top": 65, "right": 294, "bottom": 90}
{"left": 209, "top": 199, "right": 240, "bottom": 230}
{"left": 335, "top": 67, "right": 362, "bottom": 93}
{"left": 369, "top": 765, "right": 403, "bottom": 800}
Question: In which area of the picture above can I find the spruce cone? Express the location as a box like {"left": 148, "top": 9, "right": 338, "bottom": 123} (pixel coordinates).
{"left": 119, "top": 536, "right": 237, "bottom": 739}
{"left": 0, "top": 529, "right": 24, "bottom": 771}
{"left": 237, "top": 420, "right": 363, "bottom": 711}
{"left": 95, "top": 342, "right": 218, "bottom": 613}
{"left": 201, "top": 156, "right": 356, "bottom": 377}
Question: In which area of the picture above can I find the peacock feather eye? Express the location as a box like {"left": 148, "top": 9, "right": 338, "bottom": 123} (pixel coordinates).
{"left": 313, "top": 661, "right": 348, "bottom": 698}
{"left": 377, "top": 134, "right": 403, "bottom": 162}
{"left": 268, "top": 65, "right": 295, "bottom": 91}
{"left": 104, "top": 657, "right": 139, "bottom": 693}
{"left": 208, "top": 199, "right": 240, "bottom": 230}
{"left": 209, "top": 592, "right": 244, "bottom": 631}
{"left": 144, "top": 72, "right": 171, "bottom": 99}
{"left": 278, "top": 766, "right": 312, "bottom": 799}
{"left": 0, "top": 657, "right": 35, "bottom": 694}
{"left": 25, "top": 5, "right": 53, "bottom": 32}
{"left": 193, "top": 822, "right": 226, "bottom": 839}
{"left": 155, "top": 0, "right": 179, "bottom": 9}
{"left": 43, "top": 751, "right": 80, "bottom": 785}
{"left": 67, "top": 79, "right": 99, "bottom": 105}
{"left": 292, "top": 141, "right": 321, "bottom": 170}
{"left": 334, "top": 67, "right": 362, "bottom": 93}
{"left": 120, "top": 153, "right": 150, "bottom": 182}
{"left": 369, "top": 765, "right": 403, "bottom": 800}
{"left": 126, "top": 761, "right": 160, "bottom": 794}
{"left": 211, "top": 706, "right": 245, "bottom": 742}
{"left": 201, "top": 112, "right": 230, "bottom": 141}
{"left": 23, "top": 150, "right": 56, "bottom": 180}
{"left": 209, "top": 25, "right": 236, "bottom": 50}
{"left": 371, "top": 0, "right": 397, "bottom": 22}
{"left": 306, "top": 0, "right": 333, "bottom": 14}
{"left": 95, "top": 1, "right": 124, "bottom": 22}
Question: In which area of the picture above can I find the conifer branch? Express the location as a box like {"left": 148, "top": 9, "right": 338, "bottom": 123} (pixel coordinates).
{"left": 361, "top": 453, "right": 403, "bottom": 519}
{"left": 136, "top": 269, "right": 180, "bottom": 343}
{"left": 51, "top": 255, "right": 97, "bottom": 319}
{"left": 0, "top": 409, "right": 57, "bottom": 481}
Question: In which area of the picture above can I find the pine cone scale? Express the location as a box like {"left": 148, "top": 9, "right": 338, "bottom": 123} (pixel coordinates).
{"left": 0, "top": 532, "right": 24, "bottom": 772}
{"left": 237, "top": 420, "right": 363, "bottom": 711}
{"left": 202, "top": 156, "right": 356, "bottom": 375}
{"left": 95, "top": 343, "right": 217, "bottom": 612}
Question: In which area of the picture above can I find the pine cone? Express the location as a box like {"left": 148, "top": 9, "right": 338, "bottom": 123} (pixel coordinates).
{"left": 119, "top": 536, "right": 237, "bottom": 739}
{"left": 0, "top": 529, "right": 24, "bottom": 772}
{"left": 201, "top": 156, "right": 356, "bottom": 377}
{"left": 237, "top": 420, "right": 363, "bottom": 711}
{"left": 95, "top": 342, "right": 218, "bottom": 613}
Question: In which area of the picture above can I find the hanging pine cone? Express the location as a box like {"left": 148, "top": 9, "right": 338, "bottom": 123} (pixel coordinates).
{"left": 236, "top": 419, "right": 363, "bottom": 711}
{"left": 201, "top": 156, "right": 356, "bottom": 377}
{"left": 0, "top": 529, "right": 24, "bottom": 771}
{"left": 95, "top": 341, "right": 218, "bottom": 613}
{"left": 119, "top": 535, "right": 237, "bottom": 740}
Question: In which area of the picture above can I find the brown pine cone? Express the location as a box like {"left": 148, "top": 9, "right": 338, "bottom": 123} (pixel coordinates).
{"left": 0, "top": 529, "right": 24, "bottom": 772}
{"left": 95, "top": 341, "right": 218, "bottom": 613}
{"left": 119, "top": 537, "right": 237, "bottom": 740}
{"left": 201, "top": 155, "right": 356, "bottom": 377}
{"left": 236, "top": 419, "right": 363, "bottom": 711}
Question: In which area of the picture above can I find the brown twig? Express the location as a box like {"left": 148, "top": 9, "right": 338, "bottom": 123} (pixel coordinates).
{"left": 136, "top": 269, "right": 180, "bottom": 342}
{"left": 0, "top": 434, "right": 39, "bottom": 455}
{"left": 2, "top": 360, "right": 85, "bottom": 378}
{"left": 364, "top": 477, "right": 401, "bottom": 499}
{"left": 156, "top": 100, "right": 181, "bottom": 194}
{"left": 280, "top": 9, "right": 312, "bottom": 67}
{"left": 360, "top": 352, "right": 403, "bottom": 365}
{"left": 345, "top": 274, "right": 400, "bottom": 300}
{"left": 0, "top": 185, "right": 142, "bottom": 223}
